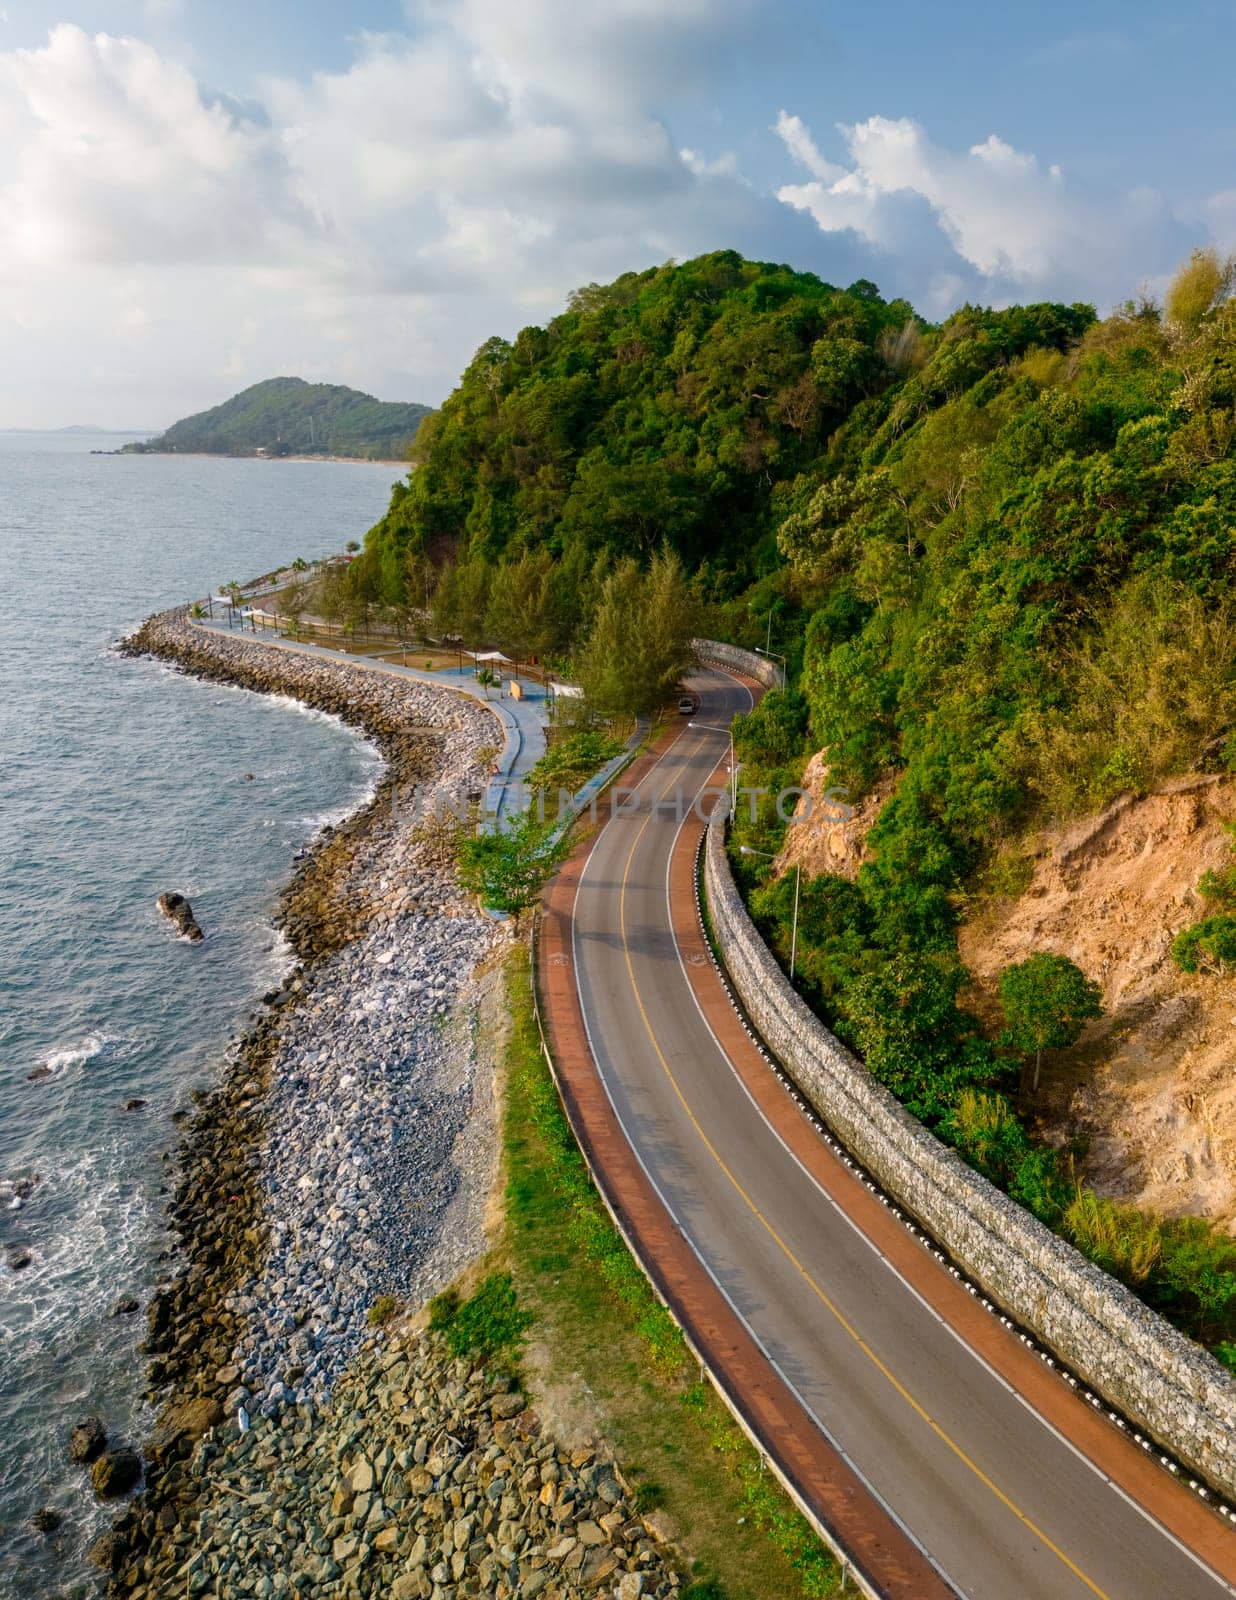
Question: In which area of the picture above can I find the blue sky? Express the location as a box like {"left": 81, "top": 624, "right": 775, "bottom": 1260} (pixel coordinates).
{"left": 1, "top": 1, "right": 1233, "bottom": 426}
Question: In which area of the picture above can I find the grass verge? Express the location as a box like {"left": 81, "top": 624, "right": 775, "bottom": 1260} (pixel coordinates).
{"left": 494, "top": 942, "right": 841, "bottom": 1599}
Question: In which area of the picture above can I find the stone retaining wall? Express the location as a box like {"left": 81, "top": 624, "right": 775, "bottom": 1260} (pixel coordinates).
{"left": 704, "top": 816, "right": 1236, "bottom": 1501}
{"left": 692, "top": 638, "right": 784, "bottom": 690}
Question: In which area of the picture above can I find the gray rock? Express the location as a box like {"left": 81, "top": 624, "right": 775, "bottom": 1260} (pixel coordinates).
{"left": 157, "top": 891, "right": 204, "bottom": 942}
{"left": 68, "top": 1416, "right": 108, "bottom": 1464}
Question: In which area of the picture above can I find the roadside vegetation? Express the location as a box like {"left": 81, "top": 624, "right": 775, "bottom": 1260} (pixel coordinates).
{"left": 455, "top": 810, "right": 572, "bottom": 917}
{"left": 335, "top": 245, "right": 1236, "bottom": 1364}
{"left": 487, "top": 946, "right": 842, "bottom": 1599}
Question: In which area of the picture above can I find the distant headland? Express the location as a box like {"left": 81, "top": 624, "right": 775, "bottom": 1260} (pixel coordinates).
{"left": 117, "top": 376, "right": 432, "bottom": 462}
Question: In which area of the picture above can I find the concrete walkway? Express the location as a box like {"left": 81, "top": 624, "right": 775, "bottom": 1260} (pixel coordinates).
{"left": 191, "top": 618, "right": 548, "bottom": 828}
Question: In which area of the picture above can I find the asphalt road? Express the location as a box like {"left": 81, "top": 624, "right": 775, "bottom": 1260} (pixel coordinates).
{"left": 569, "top": 667, "right": 1236, "bottom": 1600}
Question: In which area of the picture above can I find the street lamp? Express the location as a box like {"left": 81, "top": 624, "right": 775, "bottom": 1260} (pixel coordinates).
{"left": 755, "top": 645, "right": 786, "bottom": 688}
{"left": 739, "top": 845, "right": 800, "bottom": 980}
{"left": 688, "top": 721, "right": 737, "bottom": 816}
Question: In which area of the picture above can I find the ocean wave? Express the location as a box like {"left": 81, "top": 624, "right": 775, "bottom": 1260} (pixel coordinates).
{"left": 35, "top": 1033, "right": 122, "bottom": 1077}
{"left": 266, "top": 691, "right": 354, "bottom": 730}
{"left": 299, "top": 767, "right": 384, "bottom": 835}
{"left": 0, "top": 1148, "right": 155, "bottom": 1368}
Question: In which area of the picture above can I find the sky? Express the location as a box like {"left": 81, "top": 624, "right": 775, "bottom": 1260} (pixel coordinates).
{"left": 2, "top": 1, "right": 1234, "bottom": 428}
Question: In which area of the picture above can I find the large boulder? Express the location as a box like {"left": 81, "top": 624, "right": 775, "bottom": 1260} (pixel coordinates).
{"left": 90, "top": 1448, "right": 142, "bottom": 1499}
{"left": 146, "top": 1394, "right": 223, "bottom": 1470}
{"left": 157, "top": 892, "right": 203, "bottom": 942}
{"left": 68, "top": 1416, "right": 108, "bottom": 1464}
{"left": 88, "top": 1530, "right": 127, "bottom": 1572}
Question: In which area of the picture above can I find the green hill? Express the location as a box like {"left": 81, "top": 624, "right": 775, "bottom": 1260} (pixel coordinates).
{"left": 338, "top": 246, "right": 1236, "bottom": 1369}
{"left": 126, "top": 377, "right": 432, "bottom": 460}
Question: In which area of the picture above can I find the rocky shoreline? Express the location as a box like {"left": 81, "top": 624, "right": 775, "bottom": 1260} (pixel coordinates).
{"left": 93, "top": 610, "right": 684, "bottom": 1599}
{"left": 156, "top": 1319, "right": 678, "bottom": 1598}
{"left": 97, "top": 610, "right": 502, "bottom": 1592}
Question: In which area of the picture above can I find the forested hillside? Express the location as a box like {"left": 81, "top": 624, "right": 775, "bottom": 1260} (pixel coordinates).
{"left": 351, "top": 252, "right": 925, "bottom": 598}
{"left": 344, "top": 247, "right": 1236, "bottom": 1366}
{"left": 126, "top": 376, "right": 431, "bottom": 459}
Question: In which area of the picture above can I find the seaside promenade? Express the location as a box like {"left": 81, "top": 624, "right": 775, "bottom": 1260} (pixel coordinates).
{"left": 191, "top": 617, "right": 548, "bottom": 827}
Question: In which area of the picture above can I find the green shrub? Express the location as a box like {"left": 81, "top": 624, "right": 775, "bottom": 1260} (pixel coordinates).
{"left": 1171, "top": 914, "right": 1236, "bottom": 974}
{"left": 836, "top": 954, "right": 1001, "bottom": 1125}
{"left": 681, "top": 1579, "right": 726, "bottom": 1600}
{"left": 526, "top": 729, "right": 625, "bottom": 800}
{"left": 429, "top": 1272, "right": 533, "bottom": 1361}
{"left": 731, "top": 688, "right": 810, "bottom": 767}
{"left": 1063, "top": 1189, "right": 1163, "bottom": 1283}
{"left": 632, "top": 1481, "right": 666, "bottom": 1514}
{"left": 976, "top": 850, "right": 1035, "bottom": 900}
{"left": 367, "top": 1294, "right": 399, "bottom": 1326}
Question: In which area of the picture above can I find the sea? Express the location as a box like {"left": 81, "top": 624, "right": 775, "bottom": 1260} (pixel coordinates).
{"left": 0, "top": 433, "right": 398, "bottom": 1595}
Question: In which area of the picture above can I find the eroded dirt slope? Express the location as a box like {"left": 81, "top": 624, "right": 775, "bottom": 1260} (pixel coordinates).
{"left": 772, "top": 750, "right": 1236, "bottom": 1226}
{"left": 960, "top": 776, "right": 1236, "bottom": 1227}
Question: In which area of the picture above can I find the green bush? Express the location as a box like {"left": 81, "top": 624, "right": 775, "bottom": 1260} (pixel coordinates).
{"left": 1171, "top": 914, "right": 1236, "bottom": 974}
{"left": 731, "top": 688, "right": 810, "bottom": 768}
{"left": 455, "top": 809, "right": 571, "bottom": 915}
{"left": 526, "top": 730, "right": 625, "bottom": 800}
{"left": 835, "top": 954, "right": 1002, "bottom": 1125}
{"left": 1063, "top": 1190, "right": 1163, "bottom": 1283}
{"left": 429, "top": 1272, "right": 533, "bottom": 1361}
{"left": 366, "top": 1294, "right": 400, "bottom": 1327}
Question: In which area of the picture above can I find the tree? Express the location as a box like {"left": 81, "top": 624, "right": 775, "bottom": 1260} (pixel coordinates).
{"left": 1165, "top": 248, "right": 1235, "bottom": 334}
{"left": 997, "top": 953, "right": 1103, "bottom": 1092}
{"left": 485, "top": 549, "right": 556, "bottom": 658}
{"left": 576, "top": 550, "right": 698, "bottom": 718}
{"left": 434, "top": 555, "right": 490, "bottom": 645}
{"left": 838, "top": 953, "right": 997, "bottom": 1125}
{"left": 476, "top": 666, "right": 499, "bottom": 699}
{"left": 317, "top": 565, "right": 350, "bottom": 628}
{"left": 455, "top": 811, "right": 571, "bottom": 916}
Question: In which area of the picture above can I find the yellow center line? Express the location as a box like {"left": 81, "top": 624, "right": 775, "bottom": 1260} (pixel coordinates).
{"left": 613, "top": 803, "right": 1112, "bottom": 1600}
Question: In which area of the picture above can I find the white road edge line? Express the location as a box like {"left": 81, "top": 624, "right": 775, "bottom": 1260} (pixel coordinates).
{"left": 569, "top": 675, "right": 965, "bottom": 1600}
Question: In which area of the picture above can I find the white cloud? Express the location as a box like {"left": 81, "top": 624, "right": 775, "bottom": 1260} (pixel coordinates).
{"left": 774, "top": 111, "right": 844, "bottom": 184}
{"left": 0, "top": 7, "right": 1219, "bottom": 427}
{"left": 775, "top": 111, "right": 1190, "bottom": 308}
{"left": 2, "top": 9, "right": 819, "bottom": 422}
{"left": 0, "top": 25, "right": 312, "bottom": 267}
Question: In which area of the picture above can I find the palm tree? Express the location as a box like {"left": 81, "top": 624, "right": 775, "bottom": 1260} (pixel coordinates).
{"left": 476, "top": 666, "right": 499, "bottom": 699}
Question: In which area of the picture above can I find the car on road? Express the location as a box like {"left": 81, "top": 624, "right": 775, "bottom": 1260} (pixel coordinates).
{"left": 677, "top": 694, "right": 697, "bottom": 715}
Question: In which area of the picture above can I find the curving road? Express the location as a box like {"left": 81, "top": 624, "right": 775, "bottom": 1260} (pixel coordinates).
{"left": 560, "top": 667, "right": 1236, "bottom": 1600}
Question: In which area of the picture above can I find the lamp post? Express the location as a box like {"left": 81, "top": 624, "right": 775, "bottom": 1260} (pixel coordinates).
{"left": 739, "top": 845, "right": 800, "bottom": 980}
{"left": 755, "top": 644, "right": 787, "bottom": 689}
{"left": 688, "top": 721, "right": 737, "bottom": 817}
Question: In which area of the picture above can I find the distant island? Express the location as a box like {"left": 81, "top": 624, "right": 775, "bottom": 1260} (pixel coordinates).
{"left": 120, "top": 376, "right": 432, "bottom": 461}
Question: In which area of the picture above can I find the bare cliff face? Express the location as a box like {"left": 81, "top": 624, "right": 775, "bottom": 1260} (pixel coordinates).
{"left": 775, "top": 751, "right": 898, "bottom": 881}
{"left": 959, "top": 776, "right": 1236, "bottom": 1229}
{"left": 778, "top": 750, "right": 1236, "bottom": 1230}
